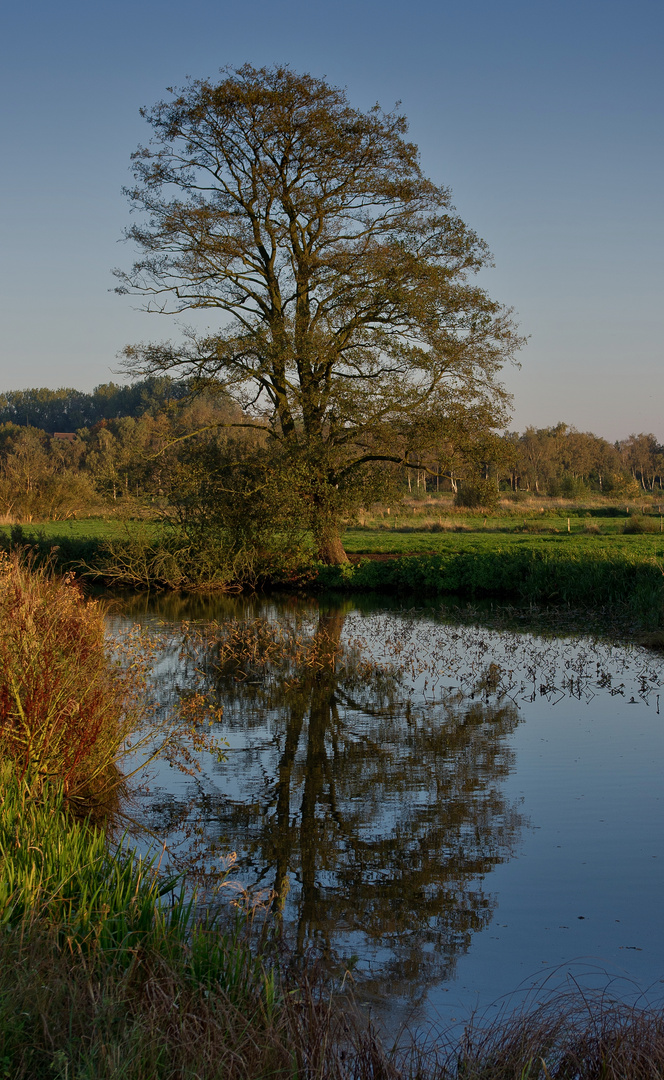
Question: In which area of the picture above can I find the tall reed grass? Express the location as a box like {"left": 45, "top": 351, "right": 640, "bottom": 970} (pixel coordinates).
{"left": 0, "top": 552, "right": 226, "bottom": 816}
{"left": 0, "top": 768, "right": 181, "bottom": 946}
{"left": 0, "top": 553, "right": 148, "bottom": 809}
{"left": 0, "top": 771, "right": 294, "bottom": 1078}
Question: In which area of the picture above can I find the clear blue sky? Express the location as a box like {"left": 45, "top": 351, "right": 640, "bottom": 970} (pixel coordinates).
{"left": 0, "top": 0, "right": 661, "bottom": 440}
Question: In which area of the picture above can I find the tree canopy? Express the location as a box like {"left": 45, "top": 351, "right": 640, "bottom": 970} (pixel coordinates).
{"left": 117, "top": 64, "right": 523, "bottom": 561}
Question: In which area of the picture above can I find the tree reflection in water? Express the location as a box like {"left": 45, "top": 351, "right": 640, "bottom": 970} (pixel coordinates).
{"left": 149, "top": 602, "right": 525, "bottom": 1000}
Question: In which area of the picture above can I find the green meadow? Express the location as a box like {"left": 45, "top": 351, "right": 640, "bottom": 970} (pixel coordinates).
{"left": 3, "top": 507, "right": 663, "bottom": 552}
{"left": 343, "top": 529, "right": 664, "bottom": 558}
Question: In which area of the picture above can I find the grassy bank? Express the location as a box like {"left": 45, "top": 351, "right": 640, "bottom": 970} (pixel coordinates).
{"left": 2, "top": 517, "right": 664, "bottom": 629}
{"left": 4, "top": 778, "right": 664, "bottom": 1078}
{"left": 0, "top": 775, "right": 327, "bottom": 1080}
{"left": 318, "top": 536, "right": 664, "bottom": 632}
{"left": 0, "top": 556, "right": 329, "bottom": 1077}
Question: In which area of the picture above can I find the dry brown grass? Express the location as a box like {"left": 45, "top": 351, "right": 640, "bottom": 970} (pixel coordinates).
{"left": 0, "top": 553, "right": 225, "bottom": 815}
{"left": 4, "top": 932, "right": 664, "bottom": 1080}
{"left": 0, "top": 552, "right": 145, "bottom": 808}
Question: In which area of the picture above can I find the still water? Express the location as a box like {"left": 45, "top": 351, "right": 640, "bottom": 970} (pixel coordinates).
{"left": 110, "top": 592, "right": 664, "bottom": 1029}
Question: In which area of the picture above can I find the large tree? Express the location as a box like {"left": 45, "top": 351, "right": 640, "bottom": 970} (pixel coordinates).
{"left": 117, "top": 64, "right": 523, "bottom": 562}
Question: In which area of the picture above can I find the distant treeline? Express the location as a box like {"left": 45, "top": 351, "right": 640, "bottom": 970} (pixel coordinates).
{"left": 0, "top": 378, "right": 190, "bottom": 431}
{"left": 0, "top": 380, "right": 662, "bottom": 521}
{"left": 394, "top": 423, "right": 663, "bottom": 502}
{"left": 506, "top": 424, "right": 664, "bottom": 496}
{"left": 0, "top": 379, "right": 244, "bottom": 521}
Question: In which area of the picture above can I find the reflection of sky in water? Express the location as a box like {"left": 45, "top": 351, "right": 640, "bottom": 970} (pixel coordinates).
{"left": 108, "top": 599, "right": 664, "bottom": 1031}
{"left": 439, "top": 678, "right": 664, "bottom": 1025}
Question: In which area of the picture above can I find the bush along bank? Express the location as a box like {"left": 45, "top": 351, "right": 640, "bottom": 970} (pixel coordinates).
{"left": 0, "top": 522, "right": 314, "bottom": 592}
{"left": 316, "top": 547, "right": 664, "bottom": 627}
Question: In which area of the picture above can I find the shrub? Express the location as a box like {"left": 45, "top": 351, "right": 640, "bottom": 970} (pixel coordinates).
{"left": 0, "top": 553, "right": 148, "bottom": 807}
{"left": 624, "top": 514, "right": 659, "bottom": 534}
{"left": 454, "top": 479, "right": 499, "bottom": 510}
{"left": 559, "top": 475, "right": 591, "bottom": 499}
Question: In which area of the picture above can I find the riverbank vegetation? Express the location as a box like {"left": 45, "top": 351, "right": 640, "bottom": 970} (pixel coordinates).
{"left": 0, "top": 552, "right": 227, "bottom": 813}
{"left": 2, "top": 520, "right": 663, "bottom": 634}
{"left": 0, "top": 553, "right": 145, "bottom": 811}
{"left": 1, "top": 561, "right": 664, "bottom": 1075}
{"left": 0, "top": 771, "right": 347, "bottom": 1080}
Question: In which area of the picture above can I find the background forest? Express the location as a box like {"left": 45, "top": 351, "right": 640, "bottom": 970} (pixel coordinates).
{"left": 0, "top": 380, "right": 661, "bottom": 524}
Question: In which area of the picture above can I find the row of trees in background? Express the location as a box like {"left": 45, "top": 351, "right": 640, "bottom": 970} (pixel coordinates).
{"left": 0, "top": 380, "right": 247, "bottom": 521}
{"left": 0, "top": 378, "right": 662, "bottom": 523}
{"left": 0, "top": 378, "right": 189, "bottom": 432}
{"left": 507, "top": 426, "right": 664, "bottom": 497}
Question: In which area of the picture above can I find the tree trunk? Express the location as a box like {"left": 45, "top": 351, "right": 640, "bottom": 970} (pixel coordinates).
{"left": 314, "top": 520, "right": 349, "bottom": 564}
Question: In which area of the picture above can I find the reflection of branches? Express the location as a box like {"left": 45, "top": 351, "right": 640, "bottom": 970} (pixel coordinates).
{"left": 166, "top": 609, "right": 524, "bottom": 995}
{"left": 130, "top": 603, "right": 664, "bottom": 1004}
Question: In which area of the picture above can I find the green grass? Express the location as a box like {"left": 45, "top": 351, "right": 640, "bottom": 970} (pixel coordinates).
{"left": 0, "top": 770, "right": 183, "bottom": 947}
{"left": 2, "top": 503, "right": 663, "bottom": 549}
{"left": 0, "top": 773, "right": 298, "bottom": 1080}
{"left": 4, "top": 515, "right": 663, "bottom": 557}
{"left": 342, "top": 528, "right": 664, "bottom": 556}
{"left": 339, "top": 534, "right": 664, "bottom": 629}
{"left": 0, "top": 518, "right": 154, "bottom": 542}
{"left": 0, "top": 521, "right": 144, "bottom": 582}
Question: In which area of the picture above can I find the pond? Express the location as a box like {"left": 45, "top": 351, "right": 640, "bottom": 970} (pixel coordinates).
{"left": 109, "top": 592, "right": 664, "bottom": 1032}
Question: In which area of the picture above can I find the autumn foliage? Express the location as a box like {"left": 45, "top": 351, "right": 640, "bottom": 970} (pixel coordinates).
{"left": 0, "top": 553, "right": 142, "bottom": 806}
